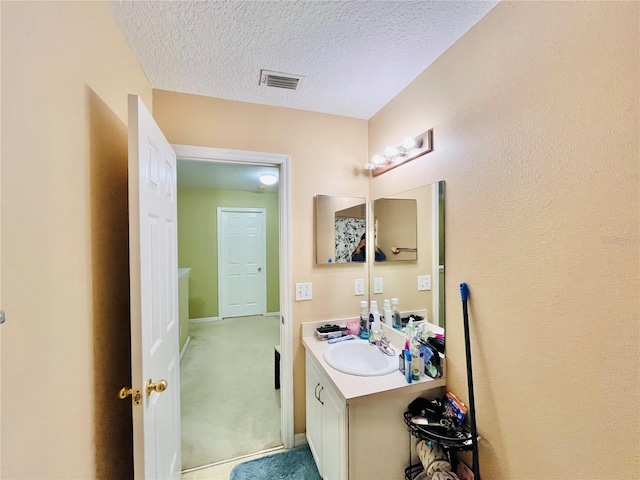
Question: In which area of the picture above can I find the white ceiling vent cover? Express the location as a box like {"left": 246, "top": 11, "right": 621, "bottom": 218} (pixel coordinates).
{"left": 259, "top": 70, "right": 305, "bottom": 91}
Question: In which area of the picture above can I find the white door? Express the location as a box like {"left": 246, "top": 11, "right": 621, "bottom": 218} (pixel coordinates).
{"left": 218, "top": 208, "right": 266, "bottom": 318}
{"left": 128, "top": 95, "right": 181, "bottom": 479}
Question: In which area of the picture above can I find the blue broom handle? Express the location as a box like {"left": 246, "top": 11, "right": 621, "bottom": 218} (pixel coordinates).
{"left": 460, "top": 282, "right": 480, "bottom": 479}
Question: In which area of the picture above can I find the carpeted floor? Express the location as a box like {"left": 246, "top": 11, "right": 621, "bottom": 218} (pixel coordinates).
{"left": 229, "top": 447, "right": 321, "bottom": 480}
{"left": 180, "top": 315, "right": 282, "bottom": 470}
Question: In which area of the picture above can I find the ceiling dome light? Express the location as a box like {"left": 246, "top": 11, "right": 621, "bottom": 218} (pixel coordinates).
{"left": 259, "top": 173, "right": 278, "bottom": 186}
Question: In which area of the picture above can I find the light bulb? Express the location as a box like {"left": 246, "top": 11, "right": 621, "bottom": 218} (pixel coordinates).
{"left": 403, "top": 136, "right": 423, "bottom": 150}
{"left": 385, "top": 146, "right": 399, "bottom": 157}
{"left": 403, "top": 137, "right": 417, "bottom": 149}
{"left": 372, "top": 155, "right": 386, "bottom": 165}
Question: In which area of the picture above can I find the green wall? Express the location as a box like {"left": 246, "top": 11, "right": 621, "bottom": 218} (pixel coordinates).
{"left": 177, "top": 187, "right": 280, "bottom": 318}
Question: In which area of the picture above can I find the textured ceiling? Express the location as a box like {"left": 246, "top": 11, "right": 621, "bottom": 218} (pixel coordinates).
{"left": 110, "top": 0, "right": 498, "bottom": 120}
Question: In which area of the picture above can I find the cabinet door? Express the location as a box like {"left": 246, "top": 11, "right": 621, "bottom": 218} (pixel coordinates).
{"left": 321, "top": 379, "right": 347, "bottom": 480}
{"left": 305, "top": 352, "right": 323, "bottom": 474}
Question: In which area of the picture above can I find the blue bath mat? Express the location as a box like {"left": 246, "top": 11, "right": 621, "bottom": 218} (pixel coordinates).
{"left": 230, "top": 447, "right": 321, "bottom": 480}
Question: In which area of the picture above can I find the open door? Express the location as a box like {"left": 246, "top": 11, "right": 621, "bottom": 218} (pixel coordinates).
{"left": 127, "top": 95, "right": 181, "bottom": 479}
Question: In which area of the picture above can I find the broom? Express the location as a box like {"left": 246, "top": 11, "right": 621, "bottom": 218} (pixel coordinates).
{"left": 460, "top": 282, "right": 480, "bottom": 479}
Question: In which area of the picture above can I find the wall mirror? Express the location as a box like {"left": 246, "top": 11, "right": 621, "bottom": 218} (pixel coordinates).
{"left": 369, "top": 181, "right": 445, "bottom": 332}
{"left": 372, "top": 197, "right": 417, "bottom": 262}
{"left": 315, "top": 195, "right": 367, "bottom": 264}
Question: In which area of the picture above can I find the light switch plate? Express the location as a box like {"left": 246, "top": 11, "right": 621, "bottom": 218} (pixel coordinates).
{"left": 374, "top": 277, "right": 383, "bottom": 294}
{"left": 295, "top": 282, "right": 312, "bottom": 301}
{"left": 354, "top": 278, "right": 365, "bottom": 296}
{"left": 418, "top": 275, "right": 431, "bottom": 291}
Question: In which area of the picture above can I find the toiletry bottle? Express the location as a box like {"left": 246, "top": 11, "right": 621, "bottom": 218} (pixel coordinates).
{"left": 404, "top": 347, "right": 412, "bottom": 383}
{"left": 369, "top": 300, "right": 381, "bottom": 332}
{"left": 383, "top": 299, "right": 393, "bottom": 328}
{"left": 407, "top": 317, "right": 415, "bottom": 340}
{"left": 391, "top": 298, "right": 402, "bottom": 330}
{"left": 359, "top": 300, "right": 369, "bottom": 340}
{"left": 412, "top": 341, "right": 421, "bottom": 381}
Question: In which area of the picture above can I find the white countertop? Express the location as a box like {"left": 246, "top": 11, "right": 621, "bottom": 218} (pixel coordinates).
{"left": 303, "top": 331, "right": 446, "bottom": 403}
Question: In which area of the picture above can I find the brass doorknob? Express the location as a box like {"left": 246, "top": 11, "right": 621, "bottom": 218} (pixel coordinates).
{"left": 146, "top": 378, "right": 168, "bottom": 396}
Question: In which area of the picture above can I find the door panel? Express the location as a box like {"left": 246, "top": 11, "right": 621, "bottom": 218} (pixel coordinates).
{"left": 218, "top": 209, "right": 266, "bottom": 318}
{"left": 128, "top": 94, "right": 181, "bottom": 479}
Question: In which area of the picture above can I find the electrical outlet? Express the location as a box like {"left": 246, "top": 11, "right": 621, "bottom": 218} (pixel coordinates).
{"left": 374, "top": 277, "right": 383, "bottom": 294}
{"left": 354, "top": 278, "right": 365, "bottom": 296}
{"left": 417, "top": 275, "right": 431, "bottom": 291}
{"left": 295, "top": 282, "right": 312, "bottom": 301}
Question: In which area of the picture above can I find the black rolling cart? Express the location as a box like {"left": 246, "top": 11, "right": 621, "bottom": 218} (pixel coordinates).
{"left": 403, "top": 412, "right": 477, "bottom": 479}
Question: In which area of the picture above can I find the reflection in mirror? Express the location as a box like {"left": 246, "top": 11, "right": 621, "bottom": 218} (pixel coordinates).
{"left": 370, "top": 181, "right": 445, "bottom": 336}
{"left": 315, "top": 195, "right": 366, "bottom": 264}
{"left": 373, "top": 197, "right": 417, "bottom": 262}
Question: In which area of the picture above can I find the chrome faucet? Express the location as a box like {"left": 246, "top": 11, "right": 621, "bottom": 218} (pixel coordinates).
{"left": 369, "top": 330, "right": 396, "bottom": 356}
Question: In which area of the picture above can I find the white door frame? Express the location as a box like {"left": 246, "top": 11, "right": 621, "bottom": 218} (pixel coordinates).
{"left": 217, "top": 207, "right": 267, "bottom": 319}
{"left": 172, "top": 144, "right": 294, "bottom": 449}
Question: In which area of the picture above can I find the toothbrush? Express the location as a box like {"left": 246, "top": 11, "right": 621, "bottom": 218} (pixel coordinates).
{"left": 328, "top": 334, "right": 356, "bottom": 344}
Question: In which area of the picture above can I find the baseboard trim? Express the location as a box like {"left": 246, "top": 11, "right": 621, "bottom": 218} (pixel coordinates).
{"left": 294, "top": 433, "right": 308, "bottom": 448}
{"left": 189, "top": 316, "right": 221, "bottom": 324}
{"left": 190, "top": 314, "right": 280, "bottom": 323}
{"left": 179, "top": 336, "right": 191, "bottom": 362}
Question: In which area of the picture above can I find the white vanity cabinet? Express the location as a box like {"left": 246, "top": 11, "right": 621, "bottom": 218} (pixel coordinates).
{"left": 304, "top": 332, "right": 446, "bottom": 480}
{"left": 306, "top": 351, "right": 347, "bottom": 480}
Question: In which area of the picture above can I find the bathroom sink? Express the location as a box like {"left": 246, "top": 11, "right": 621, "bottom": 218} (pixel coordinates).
{"left": 323, "top": 340, "right": 398, "bottom": 376}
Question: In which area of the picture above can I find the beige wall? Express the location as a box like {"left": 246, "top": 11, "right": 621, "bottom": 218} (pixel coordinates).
{"left": 1, "top": 1, "right": 152, "bottom": 478}
{"left": 369, "top": 2, "right": 639, "bottom": 479}
{"left": 177, "top": 187, "right": 280, "bottom": 318}
{"left": 153, "top": 90, "right": 369, "bottom": 433}
{"left": 2, "top": 1, "right": 637, "bottom": 478}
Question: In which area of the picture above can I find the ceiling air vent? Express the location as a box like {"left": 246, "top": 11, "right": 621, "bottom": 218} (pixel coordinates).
{"left": 259, "top": 70, "right": 304, "bottom": 91}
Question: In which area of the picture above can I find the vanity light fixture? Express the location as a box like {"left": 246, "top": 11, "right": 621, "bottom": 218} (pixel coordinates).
{"left": 364, "top": 129, "right": 433, "bottom": 176}
{"left": 259, "top": 173, "right": 278, "bottom": 186}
